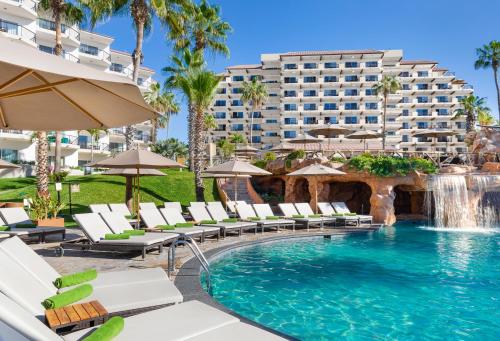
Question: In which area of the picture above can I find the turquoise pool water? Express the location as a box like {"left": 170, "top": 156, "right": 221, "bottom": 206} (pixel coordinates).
{"left": 206, "top": 224, "right": 500, "bottom": 340}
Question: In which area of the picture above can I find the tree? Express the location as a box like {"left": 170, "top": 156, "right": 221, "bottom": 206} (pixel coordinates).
{"left": 229, "top": 133, "right": 245, "bottom": 145}
{"left": 454, "top": 95, "right": 490, "bottom": 132}
{"left": 477, "top": 109, "right": 495, "bottom": 126}
{"left": 241, "top": 78, "right": 267, "bottom": 146}
{"left": 372, "top": 76, "right": 401, "bottom": 150}
{"left": 151, "top": 138, "right": 188, "bottom": 160}
{"left": 216, "top": 139, "right": 234, "bottom": 160}
{"left": 37, "top": 0, "right": 84, "bottom": 191}
{"left": 81, "top": 0, "right": 186, "bottom": 149}
{"left": 475, "top": 41, "right": 500, "bottom": 121}
{"left": 85, "top": 128, "right": 108, "bottom": 163}
{"left": 35, "top": 132, "right": 50, "bottom": 197}
{"left": 143, "top": 83, "right": 179, "bottom": 143}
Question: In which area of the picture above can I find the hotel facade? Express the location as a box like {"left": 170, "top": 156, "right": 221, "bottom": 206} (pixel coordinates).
{"left": 209, "top": 49, "right": 473, "bottom": 152}
{"left": 0, "top": 1, "right": 154, "bottom": 169}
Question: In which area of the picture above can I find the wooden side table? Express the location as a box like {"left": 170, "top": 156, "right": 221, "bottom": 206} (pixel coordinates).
{"left": 45, "top": 300, "right": 108, "bottom": 334}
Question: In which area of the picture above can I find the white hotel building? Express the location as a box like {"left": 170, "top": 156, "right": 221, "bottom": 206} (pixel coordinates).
{"left": 0, "top": 0, "right": 154, "bottom": 168}
{"left": 209, "top": 49, "right": 473, "bottom": 152}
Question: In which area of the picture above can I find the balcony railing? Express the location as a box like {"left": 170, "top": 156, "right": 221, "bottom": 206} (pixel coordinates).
{"left": 79, "top": 44, "right": 111, "bottom": 62}
{"left": 39, "top": 45, "right": 80, "bottom": 63}
{"left": 7, "top": 0, "right": 37, "bottom": 11}
{"left": 37, "top": 18, "right": 80, "bottom": 41}
{"left": 0, "top": 19, "right": 36, "bottom": 43}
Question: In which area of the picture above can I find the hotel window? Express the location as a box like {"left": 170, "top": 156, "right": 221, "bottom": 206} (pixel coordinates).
{"left": 303, "top": 90, "right": 317, "bottom": 97}
{"left": 344, "top": 75, "right": 358, "bottom": 82}
{"left": 232, "top": 88, "right": 242, "bottom": 94}
{"left": 284, "top": 63, "right": 297, "bottom": 70}
{"left": 269, "top": 93, "right": 278, "bottom": 97}
{"left": 437, "top": 122, "right": 448, "bottom": 129}
{"left": 402, "top": 122, "right": 410, "bottom": 129}
{"left": 266, "top": 106, "right": 278, "bottom": 110}
{"left": 344, "top": 89, "right": 358, "bottom": 96}
{"left": 345, "top": 116, "right": 358, "bottom": 124}
{"left": 284, "top": 77, "right": 298, "bottom": 83}
{"left": 303, "top": 76, "right": 317, "bottom": 83}
{"left": 437, "top": 96, "right": 450, "bottom": 103}
{"left": 79, "top": 44, "right": 98, "bottom": 56}
{"left": 456, "top": 122, "right": 466, "bottom": 129}
{"left": 303, "top": 63, "right": 317, "bottom": 69}
{"left": 437, "top": 109, "right": 449, "bottom": 116}
{"left": 365, "top": 116, "right": 378, "bottom": 124}
{"left": 265, "top": 119, "right": 278, "bottom": 124}
{"left": 417, "top": 122, "right": 429, "bottom": 129}
{"left": 402, "top": 84, "right": 410, "bottom": 90}
{"left": 386, "top": 131, "right": 396, "bottom": 136}
{"left": 324, "top": 117, "right": 338, "bottom": 124}
{"left": 324, "top": 103, "right": 337, "bottom": 110}
{"left": 416, "top": 84, "right": 429, "bottom": 90}
{"left": 402, "top": 135, "right": 409, "bottom": 142}
{"left": 231, "top": 100, "right": 243, "bottom": 106}
{"left": 39, "top": 45, "right": 55, "bottom": 54}
{"left": 324, "top": 76, "right": 337, "bottom": 82}
{"left": 252, "top": 136, "right": 261, "bottom": 143}
{"left": 437, "top": 83, "right": 450, "bottom": 89}
{"left": 345, "top": 103, "right": 358, "bottom": 110}
{"left": 345, "top": 61, "right": 359, "bottom": 68}
{"left": 365, "top": 61, "right": 378, "bottom": 67}
{"left": 365, "top": 75, "right": 378, "bottom": 82}
{"left": 304, "top": 103, "right": 317, "bottom": 111}
{"left": 324, "top": 89, "right": 337, "bottom": 96}
{"left": 324, "top": 62, "right": 338, "bottom": 68}
{"left": 284, "top": 103, "right": 297, "bottom": 111}
{"left": 284, "top": 131, "right": 297, "bottom": 138}
{"left": 388, "top": 118, "right": 396, "bottom": 122}
{"left": 402, "top": 110, "right": 409, "bottom": 116}
{"left": 417, "top": 109, "right": 429, "bottom": 116}
{"left": 251, "top": 112, "right": 262, "bottom": 118}
{"left": 250, "top": 75, "right": 262, "bottom": 81}
{"left": 365, "top": 89, "right": 376, "bottom": 96}
{"left": 401, "top": 97, "right": 410, "bottom": 103}
{"left": 252, "top": 124, "right": 262, "bottom": 131}
{"left": 456, "top": 135, "right": 465, "bottom": 142}
{"left": 232, "top": 124, "right": 244, "bottom": 131}
{"left": 284, "top": 90, "right": 297, "bottom": 97}
{"left": 304, "top": 117, "right": 317, "bottom": 124}
{"left": 110, "top": 63, "right": 124, "bottom": 73}
{"left": 284, "top": 117, "right": 298, "bottom": 125}
{"left": 417, "top": 96, "right": 429, "bottom": 103}
{"left": 232, "top": 75, "right": 244, "bottom": 81}
{"left": 214, "top": 112, "right": 226, "bottom": 119}
{"left": 417, "top": 71, "right": 429, "bottom": 77}
{"left": 216, "top": 88, "right": 226, "bottom": 94}
{"left": 399, "top": 72, "right": 410, "bottom": 77}
{"left": 365, "top": 103, "right": 378, "bottom": 110}
{"left": 215, "top": 125, "right": 226, "bottom": 131}
{"left": 0, "top": 149, "right": 18, "bottom": 162}
{"left": 264, "top": 132, "right": 278, "bottom": 137}
{"left": 232, "top": 112, "right": 244, "bottom": 119}
{"left": 214, "top": 100, "right": 226, "bottom": 106}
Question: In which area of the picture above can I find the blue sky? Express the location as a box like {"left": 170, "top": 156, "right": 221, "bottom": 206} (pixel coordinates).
{"left": 90, "top": 0, "right": 500, "bottom": 142}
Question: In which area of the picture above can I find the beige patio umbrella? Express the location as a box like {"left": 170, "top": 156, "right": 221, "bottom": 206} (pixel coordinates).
{"left": 89, "top": 149, "right": 184, "bottom": 224}
{"left": 308, "top": 125, "right": 353, "bottom": 153}
{"left": 0, "top": 159, "right": 20, "bottom": 169}
{"left": 270, "top": 143, "right": 295, "bottom": 153}
{"left": 288, "top": 133, "right": 322, "bottom": 151}
{"left": 204, "top": 160, "right": 271, "bottom": 201}
{"left": 345, "top": 130, "right": 382, "bottom": 151}
{"left": 413, "top": 129, "right": 456, "bottom": 153}
{"left": 235, "top": 144, "right": 259, "bottom": 159}
{"left": 0, "top": 36, "right": 155, "bottom": 130}
{"left": 288, "top": 164, "right": 346, "bottom": 213}
{"left": 201, "top": 173, "right": 251, "bottom": 179}
{"left": 102, "top": 168, "right": 166, "bottom": 177}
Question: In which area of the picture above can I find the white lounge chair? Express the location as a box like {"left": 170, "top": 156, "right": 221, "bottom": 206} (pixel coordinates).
{"left": 206, "top": 204, "right": 259, "bottom": 235}
{"left": 0, "top": 292, "right": 285, "bottom": 341}
{"left": 189, "top": 202, "right": 206, "bottom": 209}
{"left": 294, "top": 203, "right": 336, "bottom": 228}
{"left": 0, "top": 208, "right": 65, "bottom": 243}
{"left": 331, "top": 202, "right": 373, "bottom": 225}
{"left": 108, "top": 203, "right": 132, "bottom": 216}
{"left": 317, "top": 202, "right": 335, "bottom": 215}
{"left": 235, "top": 203, "right": 287, "bottom": 233}
{"left": 188, "top": 205, "right": 257, "bottom": 237}
{"left": 0, "top": 236, "right": 181, "bottom": 296}
{"left": 164, "top": 202, "right": 183, "bottom": 213}
{"left": 140, "top": 208, "right": 207, "bottom": 242}
{"left": 252, "top": 204, "right": 295, "bottom": 232}
{"left": 225, "top": 201, "right": 237, "bottom": 213}
{"left": 278, "top": 203, "right": 328, "bottom": 231}
{"left": 161, "top": 208, "right": 220, "bottom": 241}
{"left": 139, "top": 202, "right": 158, "bottom": 210}
{"left": 89, "top": 204, "right": 112, "bottom": 214}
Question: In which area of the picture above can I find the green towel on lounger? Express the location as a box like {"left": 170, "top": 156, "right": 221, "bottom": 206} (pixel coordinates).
{"left": 125, "top": 214, "right": 137, "bottom": 220}
{"left": 104, "top": 233, "right": 130, "bottom": 240}
{"left": 345, "top": 212, "right": 357, "bottom": 216}
{"left": 266, "top": 216, "right": 279, "bottom": 220}
{"left": 222, "top": 218, "right": 237, "bottom": 223}
{"left": 248, "top": 216, "right": 261, "bottom": 221}
{"left": 42, "top": 284, "right": 93, "bottom": 309}
{"left": 15, "top": 223, "right": 36, "bottom": 229}
{"left": 308, "top": 214, "right": 322, "bottom": 218}
{"left": 176, "top": 222, "right": 194, "bottom": 228}
{"left": 0, "top": 226, "right": 10, "bottom": 231}
{"left": 156, "top": 225, "right": 175, "bottom": 230}
{"left": 82, "top": 316, "right": 124, "bottom": 341}
{"left": 200, "top": 220, "right": 217, "bottom": 225}
{"left": 292, "top": 215, "right": 305, "bottom": 218}
{"left": 123, "top": 229, "right": 145, "bottom": 236}
{"left": 332, "top": 213, "right": 344, "bottom": 217}
{"left": 53, "top": 269, "right": 97, "bottom": 289}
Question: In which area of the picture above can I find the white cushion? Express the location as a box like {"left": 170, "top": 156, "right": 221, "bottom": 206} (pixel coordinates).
{"left": 252, "top": 204, "right": 274, "bottom": 218}
{"left": 294, "top": 203, "right": 315, "bottom": 216}
{"left": 186, "top": 322, "right": 286, "bottom": 341}
{"left": 317, "top": 202, "right": 334, "bottom": 215}
{"left": 206, "top": 205, "right": 230, "bottom": 221}
{"left": 189, "top": 202, "right": 206, "bottom": 209}
{"left": 188, "top": 206, "right": 212, "bottom": 222}
{"left": 139, "top": 202, "right": 157, "bottom": 210}
{"left": 164, "top": 202, "right": 182, "bottom": 213}
{"left": 0, "top": 208, "right": 31, "bottom": 226}
{"left": 331, "top": 202, "right": 350, "bottom": 214}
{"left": 278, "top": 203, "right": 298, "bottom": 217}
{"left": 160, "top": 208, "right": 186, "bottom": 225}
{"left": 89, "top": 204, "right": 111, "bottom": 214}
{"left": 108, "top": 203, "right": 131, "bottom": 216}
{"left": 139, "top": 209, "right": 166, "bottom": 228}
{"left": 235, "top": 204, "right": 256, "bottom": 219}
{"left": 74, "top": 213, "right": 113, "bottom": 242}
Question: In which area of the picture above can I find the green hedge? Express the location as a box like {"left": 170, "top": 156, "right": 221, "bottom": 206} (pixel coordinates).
{"left": 347, "top": 154, "right": 437, "bottom": 177}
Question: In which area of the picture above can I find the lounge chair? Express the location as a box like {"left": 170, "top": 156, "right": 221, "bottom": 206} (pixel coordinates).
{"left": 189, "top": 202, "right": 207, "bottom": 209}
{"left": 235, "top": 203, "right": 288, "bottom": 233}
{"left": 140, "top": 208, "right": 207, "bottom": 242}
{"left": 188, "top": 205, "right": 257, "bottom": 237}
{"left": 0, "top": 292, "right": 285, "bottom": 341}
{"left": 61, "top": 213, "right": 171, "bottom": 259}
{"left": 108, "top": 203, "right": 132, "bottom": 216}
{"left": 225, "top": 201, "right": 237, "bottom": 213}
{"left": 294, "top": 203, "right": 336, "bottom": 228}
{"left": 164, "top": 202, "right": 183, "bottom": 213}
{"left": 206, "top": 204, "right": 259, "bottom": 235}
{"left": 139, "top": 202, "right": 157, "bottom": 210}
{"left": 317, "top": 202, "right": 358, "bottom": 227}
{"left": 279, "top": 203, "right": 329, "bottom": 231}
{"left": 89, "top": 204, "right": 112, "bottom": 214}
{"left": 331, "top": 202, "right": 373, "bottom": 225}
{"left": 252, "top": 204, "right": 296, "bottom": 232}
{"left": 161, "top": 208, "right": 220, "bottom": 241}
{"left": 0, "top": 236, "right": 181, "bottom": 295}
{"left": 0, "top": 208, "right": 65, "bottom": 243}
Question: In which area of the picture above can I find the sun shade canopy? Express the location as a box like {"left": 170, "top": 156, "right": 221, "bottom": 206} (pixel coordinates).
{"left": 307, "top": 125, "right": 353, "bottom": 137}
{"left": 287, "top": 164, "right": 346, "bottom": 176}
{"left": 88, "top": 149, "right": 185, "bottom": 169}
{"left": 102, "top": 168, "right": 166, "bottom": 177}
{"left": 345, "top": 130, "right": 382, "bottom": 139}
{"left": 204, "top": 160, "right": 271, "bottom": 176}
{"left": 0, "top": 159, "right": 20, "bottom": 169}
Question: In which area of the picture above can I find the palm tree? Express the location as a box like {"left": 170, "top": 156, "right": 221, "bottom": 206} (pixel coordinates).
{"left": 229, "top": 133, "right": 245, "bottom": 145}
{"left": 475, "top": 41, "right": 500, "bottom": 121}
{"left": 35, "top": 132, "right": 50, "bottom": 197}
{"left": 85, "top": 128, "right": 108, "bottom": 163}
{"left": 81, "top": 0, "right": 186, "bottom": 149}
{"left": 143, "top": 83, "right": 179, "bottom": 143}
{"left": 477, "top": 108, "right": 495, "bottom": 126}
{"left": 151, "top": 138, "right": 188, "bottom": 160}
{"left": 175, "top": 68, "right": 221, "bottom": 200}
{"left": 372, "top": 75, "right": 401, "bottom": 150}
{"left": 216, "top": 138, "right": 234, "bottom": 160}
{"left": 241, "top": 78, "right": 267, "bottom": 146}
{"left": 454, "top": 95, "right": 490, "bottom": 132}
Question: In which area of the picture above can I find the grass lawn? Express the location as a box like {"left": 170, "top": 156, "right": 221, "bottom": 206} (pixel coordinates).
{"left": 0, "top": 169, "right": 218, "bottom": 227}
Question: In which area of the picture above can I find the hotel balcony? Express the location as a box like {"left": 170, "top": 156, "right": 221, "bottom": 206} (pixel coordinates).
{"left": 0, "top": 129, "right": 32, "bottom": 144}
{"left": 0, "top": 0, "right": 37, "bottom": 19}
{"left": 0, "top": 19, "right": 36, "bottom": 46}
{"left": 37, "top": 18, "right": 80, "bottom": 46}
{"left": 79, "top": 46, "right": 111, "bottom": 67}
{"left": 47, "top": 135, "right": 80, "bottom": 151}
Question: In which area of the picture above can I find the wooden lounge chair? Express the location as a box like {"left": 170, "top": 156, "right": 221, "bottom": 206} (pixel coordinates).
{"left": 0, "top": 208, "right": 66, "bottom": 243}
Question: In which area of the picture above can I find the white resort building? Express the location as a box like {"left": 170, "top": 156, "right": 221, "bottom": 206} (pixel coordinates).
{"left": 0, "top": 1, "right": 154, "bottom": 169}
{"left": 209, "top": 49, "right": 473, "bottom": 152}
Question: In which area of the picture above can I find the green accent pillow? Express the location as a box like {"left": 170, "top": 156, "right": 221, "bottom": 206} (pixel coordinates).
{"left": 104, "top": 233, "right": 130, "bottom": 240}
{"left": 157, "top": 225, "right": 175, "bottom": 230}
{"left": 176, "top": 222, "right": 194, "bottom": 228}
{"left": 125, "top": 215, "right": 137, "bottom": 220}
{"left": 248, "top": 217, "right": 261, "bottom": 221}
{"left": 223, "top": 218, "right": 237, "bottom": 223}
{"left": 123, "top": 229, "right": 145, "bottom": 236}
{"left": 82, "top": 316, "right": 124, "bottom": 341}
{"left": 0, "top": 226, "right": 10, "bottom": 231}
{"left": 15, "top": 223, "right": 36, "bottom": 229}
{"left": 266, "top": 216, "right": 280, "bottom": 220}
{"left": 292, "top": 215, "right": 305, "bottom": 218}
{"left": 308, "top": 214, "right": 322, "bottom": 218}
{"left": 42, "top": 284, "right": 93, "bottom": 309}
{"left": 53, "top": 269, "right": 97, "bottom": 289}
{"left": 200, "top": 220, "right": 217, "bottom": 225}
{"left": 345, "top": 212, "right": 357, "bottom": 216}
{"left": 332, "top": 213, "right": 345, "bottom": 217}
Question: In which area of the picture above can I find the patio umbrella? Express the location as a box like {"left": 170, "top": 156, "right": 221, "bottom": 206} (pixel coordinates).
{"left": 204, "top": 160, "right": 271, "bottom": 201}
{"left": 413, "top": 129, "right": 456, "bottom": 153}
{"left": 288, "top": 164, "right": 346, "bottom": 213}
{"left": 102, "top": 168, "right": 166, "bottom": 177}
{"left": 0, "top": 159, "right": 20, "bottom": 169}
{"left": 89, "top": 149, "right": 184, "bottom": 224}
{"left": 0, "top": 36, "right": 155, "bottom": 130}
{"left": 308, "top": 125, "right": 353, "bottom": 153}
{"left": 201, "top": 173, "right": 251, "bottom": 179}
{"left": 270, "top": 143, "right": 295, "bottom": 153}
{"left": 345, "top": 130, "right": 382, "bottom": 151}
{"left": 288, "top": 133, "right": 322, "bottom": 151}
{"left": 235, "top": 145, "right": 259, "bottom": 159}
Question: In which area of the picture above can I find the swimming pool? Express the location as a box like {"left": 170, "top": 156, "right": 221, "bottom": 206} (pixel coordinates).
{"left": 205, "top": 224, "right": 499, "bottom": 340}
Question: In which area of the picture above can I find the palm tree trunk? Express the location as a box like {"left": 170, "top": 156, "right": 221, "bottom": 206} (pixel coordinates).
{"left": 125, "top": 177, "right": 134, "bottom": 210}
{"left": 193, "top": 109, "right": 205, "bottom": 201}
{"left": 151, "top": 121, "right": 157, "bottom": 144}
{"left": 382, "top": 94, "right": 387, "bottom": 151}
{"left": 188, "top": 107, "right": 195, "bottom": 171}
{"left": 494, "top": 66, "right": 500, "bottom": 122}
{"left": 466, "top": 111, "right": 475, "bottom": 133}
{"left": 36, "top": 131, "right": 50, "bottom": 197}
{"left": 54, "top": 7, "right": 63, "bottom": 172}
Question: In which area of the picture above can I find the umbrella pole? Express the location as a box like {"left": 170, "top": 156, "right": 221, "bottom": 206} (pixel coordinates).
{"left": 136, "top": 168, "right": 141, "bottom": 227}
{"left": 234, "top": 177, "right": 238, "bottom": 202}
{"left": 314, "top": 179, "right": 318, "bottom": 214}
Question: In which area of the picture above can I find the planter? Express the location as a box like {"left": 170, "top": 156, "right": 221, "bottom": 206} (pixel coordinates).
{"left": 4, "top": 202, "right": 24, "bottom": 208}
{"left": 36, "top": 217, "right": 65, "bottom": 227}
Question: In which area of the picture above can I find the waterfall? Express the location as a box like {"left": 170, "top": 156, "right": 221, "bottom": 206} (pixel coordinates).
{"left": 426, "top": 174, "right": 500, "bottom": 228}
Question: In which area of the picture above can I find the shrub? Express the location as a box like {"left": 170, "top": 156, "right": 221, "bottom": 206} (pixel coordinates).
{"left": 330, "top": 156, "right": 347, "bottom": 163}
{"left": 347, "top": 154, "right": 437, "bottom": 177}
{"left": 285, "top": 149, "right": 305, "bottom": 168}
{"left": 253, "top": 160, "right": 268, "bottom": 169}
{"left": 263, "top": 152, "right": 277, "bottom": 162}
{"left": 50, "top": 171, "right": 69, "bottom": 183}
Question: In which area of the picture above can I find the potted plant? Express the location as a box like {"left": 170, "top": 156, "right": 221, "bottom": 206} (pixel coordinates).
{"left": 31, "top": 195, "right": 65, "bottom": 227}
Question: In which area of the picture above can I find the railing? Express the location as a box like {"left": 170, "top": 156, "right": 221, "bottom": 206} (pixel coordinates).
{"left": 7, "top": 0, "right": 37, "bottom": 11}
{"left": 39, "top": 45, "right": 81, "bottom": 63}
{"left": 0, "top": 19, "right": 36, "bottom": 43}
{"left": 0, "top": 129, "right": 26, "bottom": 135}
{"left": 37, "top": 18, "right": 80, "bottom": 41}
{"left": 109, "top": 63, "right": 133, "bottom": 77}
{"left": 79, "top": 44, "right": 111, "bottom": 62}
